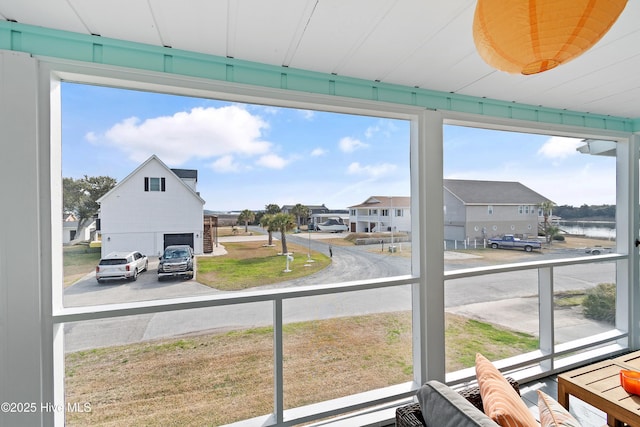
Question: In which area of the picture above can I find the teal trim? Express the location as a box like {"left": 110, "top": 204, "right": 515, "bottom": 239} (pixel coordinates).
{"left": 0, "top": 20, "right": 634, "bottom": 132}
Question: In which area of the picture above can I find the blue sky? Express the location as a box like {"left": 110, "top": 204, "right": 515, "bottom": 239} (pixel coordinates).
{"left": 62, "top": 82, "right": 616, "bottom": 211}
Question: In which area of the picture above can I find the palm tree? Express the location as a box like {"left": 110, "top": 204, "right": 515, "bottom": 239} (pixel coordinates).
{"left": 546, "top": 224, "right": 561, "bottom": 244}
{"left": 269, "top": 212, "right": 296, "bottom": 254}
{"left": 538, "top": 200, "right": 556, "bottom": 243}
{"left": 260, "top": 214, "right": 276, "bottom": 246}
{"left": 291, "top": 203, "right": 310, "bottom": 230}
{"left": 260, "top": 204, "right": 282, "bottom": 246}
{"left": 237, "top": 209, "right": 255, "bottom": 232}
{"left": 265, "top": 203, "right": 281, "bottom": 215}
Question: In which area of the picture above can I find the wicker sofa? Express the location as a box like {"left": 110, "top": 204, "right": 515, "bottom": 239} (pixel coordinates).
{"left": 395, "top": 377, "right": 520, "bottom": 427}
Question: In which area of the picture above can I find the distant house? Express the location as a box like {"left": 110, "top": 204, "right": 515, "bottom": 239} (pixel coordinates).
{"left": 348, "top": 196, "right": 411, "bottom": 233}
{"left": 281, "top": 204, "right": 349, "bottom": 229}
{"left": 62, "top": 213, "right": 96, "bottom": 244}
{"left": 444, "top": 179, "right": 550, "bottom": 241}
{"left": 97, "top": 155, "right": 205, "bottom": 257}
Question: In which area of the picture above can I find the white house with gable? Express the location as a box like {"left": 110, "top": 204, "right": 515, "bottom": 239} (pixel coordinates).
{"left": 97, "top": 155, "right": 205, "bottom": 257}
{"left": 348, "top": 196, "right": 411, "bottom": 233}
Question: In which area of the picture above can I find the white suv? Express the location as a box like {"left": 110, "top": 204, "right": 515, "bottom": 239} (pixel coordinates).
{"left": 96, "top": 251, "right": 148, "bottom": 283}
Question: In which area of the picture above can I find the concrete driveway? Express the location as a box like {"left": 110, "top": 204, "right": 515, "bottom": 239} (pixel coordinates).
{"left": 64, "top": 257, "right": 216, "bottom": 308}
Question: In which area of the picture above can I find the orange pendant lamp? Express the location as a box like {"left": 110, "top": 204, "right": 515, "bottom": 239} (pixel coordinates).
{"left": 473, "top": 0, "right": 627, "bottom": 75}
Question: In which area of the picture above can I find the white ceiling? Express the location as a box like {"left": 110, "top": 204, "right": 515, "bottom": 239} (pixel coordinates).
{"left": 2, "top": 0, "right": 640, "bottom": 118}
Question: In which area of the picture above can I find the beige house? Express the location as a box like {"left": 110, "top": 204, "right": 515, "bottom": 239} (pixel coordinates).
{"left": 444, "top": 179, "right": 551, "bottom": 241}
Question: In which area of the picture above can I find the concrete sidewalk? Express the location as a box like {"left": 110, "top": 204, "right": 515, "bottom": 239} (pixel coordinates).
{"left": 448, "top": 296, "right": 612, "bottom": 342}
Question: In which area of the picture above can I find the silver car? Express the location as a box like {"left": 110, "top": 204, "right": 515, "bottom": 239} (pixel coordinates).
{"left": 96, "top": 251, "right": 148, "bottom": 283}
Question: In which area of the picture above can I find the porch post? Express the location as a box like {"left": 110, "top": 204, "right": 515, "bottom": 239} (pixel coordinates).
{"left": 621, "top": 134, "right": 640, "bottom": 349}
{"left": 412, "top": 109, "right": 445, "bottom": 385}
{"left": 0, "top": 50, "right": 55, "bottom": 426}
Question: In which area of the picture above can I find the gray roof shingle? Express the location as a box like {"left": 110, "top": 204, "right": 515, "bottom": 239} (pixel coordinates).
{"left": 444, "top": 179, "right": 550, "bottom": 205}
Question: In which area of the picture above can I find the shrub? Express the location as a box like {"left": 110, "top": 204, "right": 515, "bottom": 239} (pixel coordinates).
{"left": 582, "top": 283, "right": 616, "bottom": 324}
{"left": 552, "top": 234, "right": 565, "bottom": 242}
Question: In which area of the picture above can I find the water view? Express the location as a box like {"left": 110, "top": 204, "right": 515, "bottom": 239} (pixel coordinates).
{"left": 558, "top": 220, "right": 616, "bottom": 240}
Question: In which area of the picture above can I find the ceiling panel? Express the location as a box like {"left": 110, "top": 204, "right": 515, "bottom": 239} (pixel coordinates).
{"left": 1, "top": 0, "right": 639, "bottom": 118}
{"left": 68, "top": 0, "right": 161, "bottom": 46}
{"left": 288, "top": 0, "right": 397, "bottom": 75}
{"left": 337, "top": 1, "right": 476, "bottom": 83}
{"left": 0, "top": 0, "right": 88, "bottom": 34}
{"left": 232, "top": 0, "right": 317, "bottom": 67}
{"left": 149, "top": 0, "right": 229, "bottom": 54}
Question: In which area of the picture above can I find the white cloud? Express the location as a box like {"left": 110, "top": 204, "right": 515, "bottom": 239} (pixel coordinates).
{"left": 300, "top": 110, "right": 315, "bottom": 120}
{"left": 537, "top": 136, "right": 584, "bottom": 159}
{"left": 101, "top": 105, "right": 272, "bottom": 166}
{"left": 211, "top": 155, "right": 244, "bottom": 173}
{"left": 85, "top": 131, "right": 98, "bottom": 143}
{"left": 364, "top": 119, "right": 397, "bottom": 139}
{"left": 311, "top": 148, "right": 327, "bottom": 156}
{"left": 347, "top": 162, "right": 397, "bottom": 178}
{"left": 256, "top": 154, "right": 288, "bottom": 169}
{"left": 339, "top": 137, "right": 369, "bottom": 153}
{"left": 365, "top": 125, "right": 379, "bottom": 139}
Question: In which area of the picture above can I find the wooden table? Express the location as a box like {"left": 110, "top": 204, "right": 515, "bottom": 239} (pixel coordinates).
{"left": 558, "top": 354, "right": 640, "bottom": 427}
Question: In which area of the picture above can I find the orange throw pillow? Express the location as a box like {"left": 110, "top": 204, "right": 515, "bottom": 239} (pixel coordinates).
{"left": 475, "top": 353, "right": 537, "bottom": 427}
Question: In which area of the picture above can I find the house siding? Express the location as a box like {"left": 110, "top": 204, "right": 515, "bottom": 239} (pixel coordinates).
{"left": 99, "top": 158, "right": 204, "bottom": 256}
{"left": 348, "top": 197, "right": 411, "bottom": 234}
{"left": 443, "top": 180, "right": 547, "bottom": 241}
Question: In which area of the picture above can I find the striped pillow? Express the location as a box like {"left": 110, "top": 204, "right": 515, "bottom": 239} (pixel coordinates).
{"left": 475, "top": 353, "right": 538, "bottom": 427}
{"left": 537, "top": 390, "right": 582, "bottom": 426}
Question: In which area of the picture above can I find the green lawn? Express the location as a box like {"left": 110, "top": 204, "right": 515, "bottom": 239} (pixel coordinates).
{"left": 63, "top": 245, "right": 101, "bottom": 286}
{"left": 197, "top": 241, "right": 331, "bottom": 290}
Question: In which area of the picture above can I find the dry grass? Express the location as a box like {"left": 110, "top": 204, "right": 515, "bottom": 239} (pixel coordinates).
{"left": 65, "top": 312, "right": 535, "bottom": 426}
{"left": 62, "top": 233, "right": 597, "bottom": 425}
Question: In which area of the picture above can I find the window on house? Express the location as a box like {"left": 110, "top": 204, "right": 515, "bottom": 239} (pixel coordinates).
{"left": 381, "top": 209, "right": 389, "bottom": 216}
{"left": 144, "top": 177, "right": 165, "bottom": 192}
{"left": 519, "top": 205, "right": 523, "bottom": 214}
{"left": 395, "top": 209, "right": 403, "bottom": 217}
{"left": 369, "top": 209, "right": 377, "bottom": 215}
{"left": 488, "top": 205, "right": 494, "bottom": 215}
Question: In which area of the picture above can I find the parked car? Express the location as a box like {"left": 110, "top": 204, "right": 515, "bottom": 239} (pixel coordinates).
{"left": 96, "top": 251, "right": 148, "bottom": 283}
{"left": 487, "top": 234, "right": 542, "bottom": 252}
{"left": 158, "top": 245, "right": 194, "bottom": 280}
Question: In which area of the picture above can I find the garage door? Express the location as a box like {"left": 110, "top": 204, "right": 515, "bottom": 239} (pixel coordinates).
{"left": 163, "top": 233, "right": 194, "bottom": 249}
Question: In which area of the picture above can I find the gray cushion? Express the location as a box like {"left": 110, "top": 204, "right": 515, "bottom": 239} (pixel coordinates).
{"left": 417, "top": 380, "right": 498, "bottom": 427}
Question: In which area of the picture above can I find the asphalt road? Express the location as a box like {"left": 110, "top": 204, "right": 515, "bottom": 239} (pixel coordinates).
{"left": 63, "top": 231, "right": 615, "bottom": 352}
